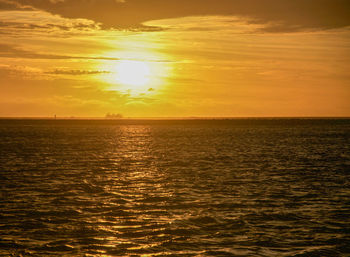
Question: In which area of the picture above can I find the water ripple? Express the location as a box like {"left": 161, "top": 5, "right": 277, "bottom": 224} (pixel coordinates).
{"left": 0, "top": 119, "right": 349, "bottom": 256}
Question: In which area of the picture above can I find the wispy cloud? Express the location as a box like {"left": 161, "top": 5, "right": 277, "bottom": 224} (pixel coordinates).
{"left": 47, "top": 69, "right": 111, "bottom": 75}
{"left": 0, "top": 43, "right": 121, "bottom": 60}
{"left": 11, "top": 0, "right": 350, "bottom": 32}
{"left": 0, "top": 8, "right": 101, "bottom": 36}
{"left": 0, "top": 0, "right": 33, "bottom": 11}
{"left": 0, "top": 44, "right": 176, "bottom": 63}
{"left": 0, "top": 64, "right": 43, "bottom": 79}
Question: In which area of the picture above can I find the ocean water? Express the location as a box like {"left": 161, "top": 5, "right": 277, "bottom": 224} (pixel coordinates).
{"left": 0, "top": 119, "right": 349, "bottom": 256}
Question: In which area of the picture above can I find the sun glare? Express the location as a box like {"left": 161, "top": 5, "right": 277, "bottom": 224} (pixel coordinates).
{"left": 97, "top": 40, "right": 173, "bottom": 96}
{"left": 116, "top": 60, "right": 150, "bottom": 87}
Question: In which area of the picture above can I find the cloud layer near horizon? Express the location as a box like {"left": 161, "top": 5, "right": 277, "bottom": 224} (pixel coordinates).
{"left": 8, "top": 0, "right": 350, "bottom": 32}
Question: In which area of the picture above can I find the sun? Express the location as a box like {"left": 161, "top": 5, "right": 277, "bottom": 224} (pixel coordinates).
{"left": 116, "top": 60, "right": 150, "bottom": 87}
{"left": 96, "top": 49, "right": 173, "bottom": 95}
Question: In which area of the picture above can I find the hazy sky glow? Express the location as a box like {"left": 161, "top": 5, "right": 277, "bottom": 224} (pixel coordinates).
{"left": 1, "top": 0, "right": 349, "bottom": 117}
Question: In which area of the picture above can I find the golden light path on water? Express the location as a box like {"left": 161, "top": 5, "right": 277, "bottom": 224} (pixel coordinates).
{"left": 91, "top": 126, "right": 178, "bottom": 256}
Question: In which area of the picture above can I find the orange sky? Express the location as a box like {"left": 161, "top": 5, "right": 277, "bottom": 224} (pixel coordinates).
{"left": 0, "top": 0, "right": 349, "bottom": 117}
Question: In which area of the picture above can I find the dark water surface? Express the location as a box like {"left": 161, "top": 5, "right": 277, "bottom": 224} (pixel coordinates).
{"left": 1, "top": 119, "right": 349, "bottom": 256}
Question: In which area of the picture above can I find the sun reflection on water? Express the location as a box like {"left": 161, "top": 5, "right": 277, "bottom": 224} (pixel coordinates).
{"left": 92, "top": 125, "right": 175, "bottom": 255}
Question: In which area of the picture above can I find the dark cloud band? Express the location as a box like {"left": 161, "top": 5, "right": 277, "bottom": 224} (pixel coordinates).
{"left": 47, "top": 69, "right": 111, "bottom": 75}
{"left": 0, "top": 44, "right": 173, "bottom": 63}
{"left": 9, "top": 0, "right": 350, "bottom": 32}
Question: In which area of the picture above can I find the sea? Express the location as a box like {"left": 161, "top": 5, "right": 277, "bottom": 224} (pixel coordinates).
{"left": 0, "top": 118, "right": 349, "bottom": 256}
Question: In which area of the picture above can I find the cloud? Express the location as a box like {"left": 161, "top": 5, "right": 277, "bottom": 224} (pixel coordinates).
{"left": 0, "top": 44, "right": 175, "bottom": 63}
{"left": 0, "top": 0, "right": 33, "bottom": 11}
{"left": 0, "top": 63, "right": 42, "bottom": 77}
{"left": 0, "top": 6, "right": 101, "bottom": 35}
{"left": 47, "top": 69, "right": 111, "bottom": 75}
{"left": 0, "top": 43, "right": 121, "bottom": 60}
{"left": 0, "top": 0, "right": 20, "bottom": 10}
{"left": 0, "top": 20, "right": 100, "bottom": 35}
{"left": 10, "top": 0, "right": 350, "bottom": 32}
{"left": 0, "top": 20, "right": 69, "bottom": 30}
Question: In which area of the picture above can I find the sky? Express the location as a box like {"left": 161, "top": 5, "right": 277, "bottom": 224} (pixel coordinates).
{"left": 0, "top": 0, "right": 349, "bottom": 117}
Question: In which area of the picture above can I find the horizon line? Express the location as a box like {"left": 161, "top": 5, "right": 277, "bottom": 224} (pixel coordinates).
{"left": 0, "top": 116, "right": 349, "bottom": 120}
